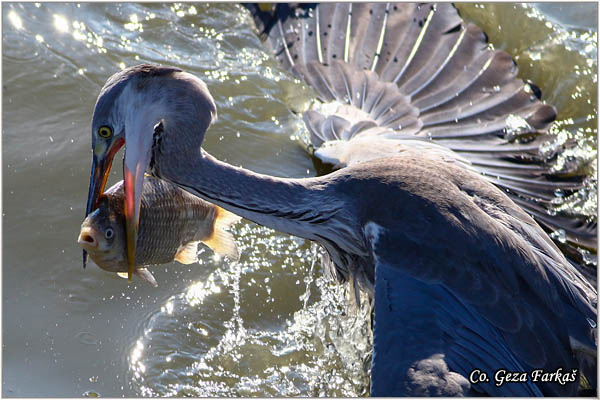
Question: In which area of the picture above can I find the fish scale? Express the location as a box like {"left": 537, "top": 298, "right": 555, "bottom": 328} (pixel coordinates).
{"left": 78, "top": 176, "right": 240, "bottom": 286}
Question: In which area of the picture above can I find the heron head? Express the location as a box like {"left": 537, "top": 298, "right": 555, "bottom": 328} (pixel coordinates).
{"left": 85, "top": 64, "right": 216, "bottom": 280}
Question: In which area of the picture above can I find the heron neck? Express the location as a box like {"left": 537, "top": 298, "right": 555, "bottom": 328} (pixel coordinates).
{"left": 159, "top": 149, "right": 332, "bottom": 240}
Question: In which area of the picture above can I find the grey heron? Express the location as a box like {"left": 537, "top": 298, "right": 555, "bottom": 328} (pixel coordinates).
{"left": 84, "top": 3, "right": 597, "bottom": 396}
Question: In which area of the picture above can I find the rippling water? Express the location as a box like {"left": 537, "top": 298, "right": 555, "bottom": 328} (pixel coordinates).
{"left": 2, "top": 3, "right": 597, "bottom": 397}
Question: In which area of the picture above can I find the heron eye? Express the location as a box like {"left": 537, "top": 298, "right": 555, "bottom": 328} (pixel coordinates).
{"left": 105, "top": 228, "right": 114, "bottom": 239}
{"left": 98, "top": 126, "right": 113, "bottom": 139}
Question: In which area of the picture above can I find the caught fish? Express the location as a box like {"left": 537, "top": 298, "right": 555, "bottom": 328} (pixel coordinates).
{"left": 78, "top": 176, "right": 240, "bottom": 286}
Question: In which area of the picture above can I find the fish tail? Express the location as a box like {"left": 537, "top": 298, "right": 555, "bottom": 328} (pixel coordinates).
{"left": 203, "top": 207, "right": 242, "bottom": 261}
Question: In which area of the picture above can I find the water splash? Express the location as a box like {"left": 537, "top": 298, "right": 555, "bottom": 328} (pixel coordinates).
{"left": 128, "top": 225, "right": 371, "bottom": 397}
{"left": 503, "top": 114, "right": 532, "bottom": 141}
{"left": 550, "top": 229, "right": 567, "bottom": 244}
{"left": 579, "top": 248, "right": 598, "bottom": 267}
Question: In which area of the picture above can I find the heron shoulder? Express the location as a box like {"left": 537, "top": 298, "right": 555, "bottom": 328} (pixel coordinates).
{"left": 344, "top": 151, "right": 595, "bottom": 316}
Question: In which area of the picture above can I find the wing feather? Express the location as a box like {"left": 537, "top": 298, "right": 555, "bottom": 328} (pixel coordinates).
{"left": 243, "top": 3, "right": 595, "bottom": 259}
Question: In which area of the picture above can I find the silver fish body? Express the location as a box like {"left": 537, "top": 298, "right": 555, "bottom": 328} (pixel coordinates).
{"left": 78, "top": 176, "right": 239, "bottom": 285}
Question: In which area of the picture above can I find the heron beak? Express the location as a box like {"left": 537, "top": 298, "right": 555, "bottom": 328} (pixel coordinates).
{"left": 123, "top": 162, "right": 140, "bottom": 282}
{"left": 84, "top": 137, "right": 124, "bottom": 268}
{"left": 123, "top": 126, "right": 153, "bottom": 281}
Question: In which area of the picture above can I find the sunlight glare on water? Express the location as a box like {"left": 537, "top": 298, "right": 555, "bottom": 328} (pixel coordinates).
{"left": 8, "top": 10, "right": 23, "bottom": 30}
{"left": 53, "top": 14, "right": 69, "bottom": 33}
{"left": 128, "top": 225, "right": 372, "bottom": 397}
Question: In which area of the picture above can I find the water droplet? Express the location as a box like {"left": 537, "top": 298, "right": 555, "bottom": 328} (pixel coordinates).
{"left": 579, "top": 248, "right": 597, "bottom": 266}
{"left": 76, "top": 331, "right": 99, "bottom": 345}
{"left": 550, "top": 229, "right": 567, "bottom": 243}
{"left": 538, "top": 140, "right": 560, "bottom": 159}
{"left": 504, "top": 114, "right": 532, "bottom": 141}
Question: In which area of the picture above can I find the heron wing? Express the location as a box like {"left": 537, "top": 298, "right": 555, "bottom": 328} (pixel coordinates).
{"left": 245, "top": 2, "right": 596, "bottom": 265}
{"left": 368, "top": 224, "right": 584, "bottom": 396}
{"left": 360, "top": 156, "right": 596, "bottom": 395}
{"left": 372, "top": 259, "right": 542, "bottom": 396}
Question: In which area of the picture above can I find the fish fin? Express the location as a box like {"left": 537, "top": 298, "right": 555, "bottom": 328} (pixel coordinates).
{"left": 118, "top": 269, "right": 158, "bottom": 287}
{"left": 204, "top": 207, "right": 241, "bottom": 261}
{"left": 215, "top": 206, "right": 242, "bottom": 228}
{"left": 174, "top": 242, "right": 200, "bottom": 265}
{"left": 135, "top": 268, "right": 158, "bottom": 287}
{"left": 204, "top": 230, "right": 240, "bottom": 261}
{"left": 202, "top": 207, "right": 242, "bottom": 261}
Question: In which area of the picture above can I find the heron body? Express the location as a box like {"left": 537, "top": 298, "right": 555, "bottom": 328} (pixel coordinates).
{"left": 85, "top": 3, "right": 597, "bottom": 396}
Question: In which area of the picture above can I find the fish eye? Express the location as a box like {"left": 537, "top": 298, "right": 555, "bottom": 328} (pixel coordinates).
{"left": 98, "top": 125, "right": 113, "bottom": 139}
{"left": 105, "top": 228, "right": 114, "bottom": 239}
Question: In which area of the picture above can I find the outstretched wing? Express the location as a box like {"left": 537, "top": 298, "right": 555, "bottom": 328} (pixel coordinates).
{"left": 244, "top": 2, "right": 596, "bottom": 271}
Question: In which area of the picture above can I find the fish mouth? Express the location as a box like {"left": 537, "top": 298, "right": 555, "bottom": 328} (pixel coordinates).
{"left": 78, "top": 227, "right": 98, "bottom": 251}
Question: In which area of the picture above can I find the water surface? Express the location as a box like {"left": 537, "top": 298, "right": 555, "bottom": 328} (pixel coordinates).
{"left": 2, "top": 3, "right": 597, "bottom": 397}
